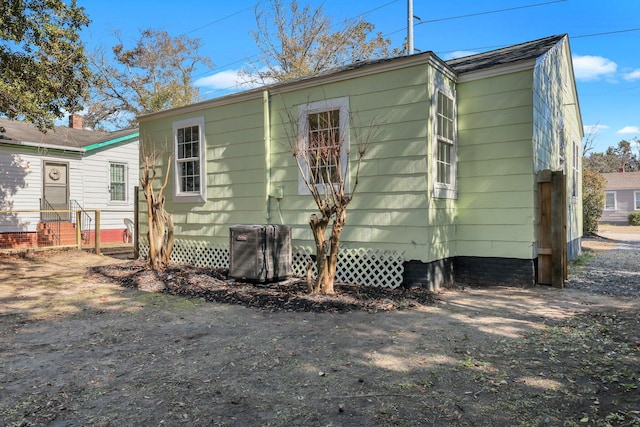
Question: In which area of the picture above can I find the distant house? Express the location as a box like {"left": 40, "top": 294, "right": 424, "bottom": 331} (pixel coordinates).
{"left": 599, "top": 172, "right": 640, "bottom": 224}
{"left": 138, "top": 34, "right": 583, "bottom": 289}
{"left": 0, "top": 115, "right": 139, "bottom": 248}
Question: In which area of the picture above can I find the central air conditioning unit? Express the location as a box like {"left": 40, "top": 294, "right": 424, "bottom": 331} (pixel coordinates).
{"left": 229, "top": 224, "right": 292, "bottom": 282}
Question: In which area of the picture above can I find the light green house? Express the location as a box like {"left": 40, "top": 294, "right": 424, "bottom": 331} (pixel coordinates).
{"left": 138, "top": 34, "right": 583, "bottom": 290}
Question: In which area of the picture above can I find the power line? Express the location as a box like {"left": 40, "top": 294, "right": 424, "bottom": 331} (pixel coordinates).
{"left": 572, "top": 28, "right": 640, "bottom": 39}
{"left": 358, "top": 0, "right": 400, "bottom": 18}
{"left": 436, "top": 27, "right": 640, "bottom": 56}
{"left": 419, "top": 0, "right": 566, "bottom": 24}
{"left": 179, "top": 2, "right": 259, "bottom": 36}
{"left": 197, "top": 0, "right": 638, "bottom": 99}
{"left": 385, "top": 0, "right": 567, "bottom": 36}
{"left": 191, "top": 0, "right": 401, "bottom": 83}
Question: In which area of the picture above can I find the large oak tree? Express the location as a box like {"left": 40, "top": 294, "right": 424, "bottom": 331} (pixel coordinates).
{"left": 0, "top": 0, "right": 91, "bottom": 130}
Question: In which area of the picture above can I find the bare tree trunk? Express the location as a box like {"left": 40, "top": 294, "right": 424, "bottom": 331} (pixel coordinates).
{"left": 308, "top": 207, "right": 346, "bottom": 294}
{"left": 141, "top": 151, "right": 174, "bottom": 271}
{"left": 324, "top": 208, "right": 346, "bottom": 293}
{"left": 309, "top": 213, "right": 330, "bottom": 293}
{"left": 285, "top": 101, "right": 373, "bottom": 294}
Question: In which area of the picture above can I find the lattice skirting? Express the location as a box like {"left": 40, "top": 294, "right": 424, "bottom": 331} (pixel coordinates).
{"left": 138, "top": 238, "right": 229, "bottom": 268}
{"left": 291, "top": 246, "right": 404, "bottom": 288}
{"left": 139, "top": 238, "right": 405, "bottom": 288}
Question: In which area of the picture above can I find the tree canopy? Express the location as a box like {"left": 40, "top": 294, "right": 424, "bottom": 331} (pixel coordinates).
{"left": 584, "top": 140, "right": 640, "bottom": 173}
{"left": 242, "top": 0, "right": 392, "bottom": 85}
{"left": 86, "top": 29, "right": 212, "bottom": 130}
{"left": 0, "top": 0, "right": 91, "bottom": 130}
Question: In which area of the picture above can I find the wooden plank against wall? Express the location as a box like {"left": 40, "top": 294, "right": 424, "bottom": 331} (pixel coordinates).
{"left": 551, "top": 171, "right": 565, "bottom": 288}
{"left": 538, "top": 179, "right": 552, "bottom": 285}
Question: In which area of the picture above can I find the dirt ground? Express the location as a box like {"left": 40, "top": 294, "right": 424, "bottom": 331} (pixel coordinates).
{"left": 0, "top": 245, "right": 639, "bottom": 426}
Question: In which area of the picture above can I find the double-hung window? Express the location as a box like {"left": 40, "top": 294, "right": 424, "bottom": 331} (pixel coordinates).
{"left": 173, "top": 117, "right": 206, "bottom": 202}
{"left": 604, "top": 192, "right": 616, "bottom": 211}
{"left": 109, "top": 162, "right": 126, "bottom": 202}
{"left": 433, "top": 89, "right": 456, "bottom": 198}
{"left": 297, "top": 97, "right": 349, "bottom": 195}
{"left": 634, "top": 192, "right": 640, "bottom": 210}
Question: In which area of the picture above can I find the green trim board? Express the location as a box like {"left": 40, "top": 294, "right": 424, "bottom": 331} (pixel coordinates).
{"left": 84, "top": 132, "right": 140, "bottom": 152}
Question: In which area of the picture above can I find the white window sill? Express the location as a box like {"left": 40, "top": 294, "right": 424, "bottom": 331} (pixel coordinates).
{"left": 174, "top": 193, "right": 206, "bottom": 203}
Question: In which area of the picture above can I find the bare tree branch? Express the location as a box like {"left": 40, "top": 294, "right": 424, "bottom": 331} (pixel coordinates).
{"left": 240, "top": 0, "right": 391, "bottom": 86}
{"left": 86, "top": 29, "right": 213, "bottom": 130}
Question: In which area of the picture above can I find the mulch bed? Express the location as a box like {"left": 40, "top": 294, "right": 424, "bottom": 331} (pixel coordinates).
{"left": 87, "top": 260, "right": 438, "bottom": 313}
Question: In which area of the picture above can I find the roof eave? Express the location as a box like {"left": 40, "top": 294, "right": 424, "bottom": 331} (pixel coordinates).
{"left": 139, "top": 53, "right": 458, "bottom": 123}
{"left": 0, "top": 139, "right": 86, "bottom": 153}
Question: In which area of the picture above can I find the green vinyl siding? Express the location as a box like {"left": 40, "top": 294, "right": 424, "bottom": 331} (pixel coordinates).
{"left": 138, "top": 62, "right": 454, "bottom": 261}
{"left": 139, "top": 97, "right": 268, "bottom": 244}
{"left": 455, "top": 69, "right": 536, "bottom": 259}
{"left": 138, "top": 37, "right": 582, "bottom": 267}
{"left": 533, "top": 38, "right": 583, "bottom": 247}
{"left": 266, "top": 63, "right": 456, "bottom": 262}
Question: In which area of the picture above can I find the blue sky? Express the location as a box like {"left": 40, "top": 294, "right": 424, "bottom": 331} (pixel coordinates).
{"left": 80, "top": 0, "right": 640, "bottom": 153}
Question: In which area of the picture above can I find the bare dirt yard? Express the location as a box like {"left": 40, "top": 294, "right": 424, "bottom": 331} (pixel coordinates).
{"left": 0, "top": 242, "right": 639, "bottom": 426}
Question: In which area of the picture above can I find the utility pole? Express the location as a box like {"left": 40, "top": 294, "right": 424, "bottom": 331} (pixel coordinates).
{"left": 407, "top": 0, "right": 414, "bottom": 55}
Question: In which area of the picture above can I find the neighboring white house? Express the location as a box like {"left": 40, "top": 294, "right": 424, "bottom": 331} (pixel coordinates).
{"left": 0, "top": 115, "right": 139, "bottom": 247}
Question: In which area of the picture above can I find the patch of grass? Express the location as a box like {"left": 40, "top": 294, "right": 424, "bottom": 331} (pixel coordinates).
{"left": 569, "top": 251, "right": 595, "bottom": 274}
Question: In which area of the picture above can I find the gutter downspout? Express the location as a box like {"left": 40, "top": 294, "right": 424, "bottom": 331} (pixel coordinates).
{"left": 264, "top": 90, "right": 272, "bottom": 223}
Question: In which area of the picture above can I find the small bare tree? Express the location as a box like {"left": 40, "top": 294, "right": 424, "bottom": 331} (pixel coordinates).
{"left": 285, "top": 104, "right": 373, "bottom": 294}
{"left": 140, "top": 139, "right": 174, "bottom": 270}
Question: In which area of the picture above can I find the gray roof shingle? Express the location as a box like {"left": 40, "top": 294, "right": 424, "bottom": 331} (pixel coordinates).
{"left": 446, "top": 34, "right": 566, "bottom": 74}
{"left": 603, "top": 172, "right": 640, "bottom": 190}
{"left": 0, "top": 117, "right": 137, "bottom": 150}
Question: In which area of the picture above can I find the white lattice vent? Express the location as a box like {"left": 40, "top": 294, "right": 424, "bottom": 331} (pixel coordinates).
{"left": 292, "top": 246, "right": 405, "bottom": 289}
{"left": 138, "top": 238, "right": 229, "bottom": 269}
{"left": 138, "top": 236, "right": 149, "bottom": 258}
{"left": 139, "top": 239, "right": 404, "bottom": 288}
{"left": 291, "top": 245, "right": 315, "bottom": 277}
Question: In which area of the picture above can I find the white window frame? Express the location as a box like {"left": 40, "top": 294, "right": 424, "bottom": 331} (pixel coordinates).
{"left": 634, "top": 191, "right": 640, "bottom": 210}
{"left": 432, "top": 88, "right": 457, "bottom": 199}
{"left": 604, "top": 191, "right": 616, "bottom": 211}
{"left": 173, "top": 116, "right": 206, "bottom": 203}
{"left": 572, "top": 142, "right": 580, "bottom": 201}
{"left": 108, "top": 162, "right": 127, "bottom": 203}
{"left": 297, "top": 97, "right": 350, "bottom": 195}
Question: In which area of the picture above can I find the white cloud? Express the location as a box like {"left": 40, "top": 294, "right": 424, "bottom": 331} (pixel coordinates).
{"left": 623, "top": 69, "right": 640, "bottom": 81}
{"left": 195, "top": 68, "right": 277, "bottom": 96}
{"left": 445, "top": 50, "right": 478, "bottom": 60}
{"left": 617, "top": 126, "right": 640, "bottom": 134}
{"left": 583, "top": 123, "right": 609, "bottom": 135}
{"left": 195, "top": 69, "right": 247, "bottom": 90}
{"left": 572, "top": 55, "right": 617, "bottom": 81}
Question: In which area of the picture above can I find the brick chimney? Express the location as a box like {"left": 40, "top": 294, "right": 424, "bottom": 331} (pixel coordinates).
{"left": 69, "top": 114, "right": 83, "bottom": 129}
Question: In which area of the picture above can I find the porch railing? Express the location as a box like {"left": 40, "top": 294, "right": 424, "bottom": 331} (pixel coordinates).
{"left": 39, "top": 198, "right": 61, "bottom": 246}
{"left": 70, "top": 200, "right": 92, "bottom": 243}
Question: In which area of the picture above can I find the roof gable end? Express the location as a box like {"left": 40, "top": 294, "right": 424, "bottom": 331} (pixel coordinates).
{"left": 446, "top": 34, "right": 566, "bottom": 75}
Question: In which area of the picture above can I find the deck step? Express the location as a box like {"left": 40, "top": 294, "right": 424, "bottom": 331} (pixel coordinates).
{"left": 99, "top": 246, "right": 135, "bottom": 260}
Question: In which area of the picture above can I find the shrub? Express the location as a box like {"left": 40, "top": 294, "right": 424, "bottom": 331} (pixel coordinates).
{"left": 582, "top": 169, "right": 606, "bottom": 234}
{"left": 629, "top": 211, "right": 640, "bottom": 226}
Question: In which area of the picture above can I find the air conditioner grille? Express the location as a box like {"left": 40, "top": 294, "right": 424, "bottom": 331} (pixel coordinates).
{"left": 229, "top": 224, "right": 292, "bottom": 282}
